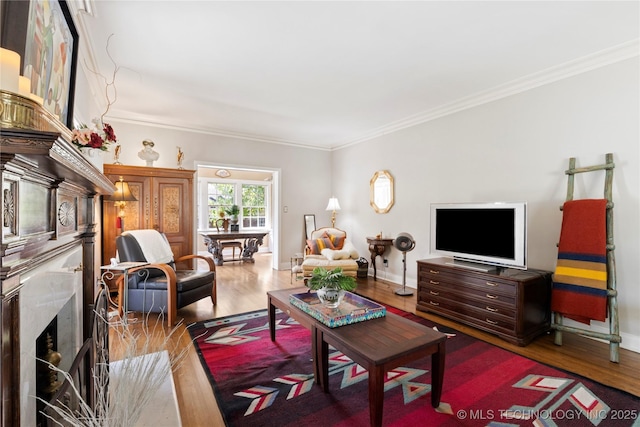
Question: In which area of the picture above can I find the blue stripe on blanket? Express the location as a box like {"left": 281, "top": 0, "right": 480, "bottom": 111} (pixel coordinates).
{"left": 557, "top": 252, "right": 607, "bottom": 264}
{"left": 551, "top": 282, "right": 608, "bottom": 297}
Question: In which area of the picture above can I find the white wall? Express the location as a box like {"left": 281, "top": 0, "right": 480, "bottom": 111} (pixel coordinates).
{"left": 332, "top": 58, "right": 639, "bottom": 352}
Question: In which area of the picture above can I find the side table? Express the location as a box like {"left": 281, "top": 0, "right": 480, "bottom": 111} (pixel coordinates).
{"left": 100, "top": 261, "right": 149, "bottom": 324}
{"left": 366, "top": 237, "right": 393, "bottom": 280}
{"left": 290, "top": 253, "right": 304, "bottom": 283}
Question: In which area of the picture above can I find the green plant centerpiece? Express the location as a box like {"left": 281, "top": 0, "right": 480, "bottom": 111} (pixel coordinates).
{"left": 226, "top": 204, "right": 240, "bottom": 224}
{"left": 307, "top": 267, "right": 357, "bottom": 308}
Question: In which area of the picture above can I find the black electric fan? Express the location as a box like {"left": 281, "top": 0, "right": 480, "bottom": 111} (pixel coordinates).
{"left": 393, "top": 232, "right": 416, "bottom": 296}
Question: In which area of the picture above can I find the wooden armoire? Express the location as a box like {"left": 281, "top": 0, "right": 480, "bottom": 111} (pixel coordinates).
{"left": 102, "top": 164, "right": 196, "bottom": 270}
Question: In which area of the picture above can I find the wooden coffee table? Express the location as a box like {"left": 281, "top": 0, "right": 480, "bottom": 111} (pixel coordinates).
{"left": 267, "top": 288, "right": 446, "bottom": 427}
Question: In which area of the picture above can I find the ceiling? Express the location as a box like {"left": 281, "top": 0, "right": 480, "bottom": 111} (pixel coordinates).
{"left": 72, "top": 1, "right": 639, "bottom": 150}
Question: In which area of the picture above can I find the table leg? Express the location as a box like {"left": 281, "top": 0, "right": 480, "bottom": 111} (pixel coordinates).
{"left": 268, "top": 297, "right": 276, "bottom": 341}
{"left": 368, "top": 366, "right": 385, "bottom": 427}
{"left": 317, "top": 329, "right": 329, "bottom": 392}
{"left": 367, "top": 242, "right": 390, "bottom": 281}
{"left": 241, "top": 236, "right": 264, "bottom": 263}
{"left": 370, "top": 255, "right": 377, "bottom": 280}
{"left": 205, "top": 236, "right": 225, "bottom": 266}
{"left": 431, "top": 341, "right": 446, "bottom": 407}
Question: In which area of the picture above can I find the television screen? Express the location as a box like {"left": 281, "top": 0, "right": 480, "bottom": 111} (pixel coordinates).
{"left": 430, "top": 202, "right": 527, "bottom": 270}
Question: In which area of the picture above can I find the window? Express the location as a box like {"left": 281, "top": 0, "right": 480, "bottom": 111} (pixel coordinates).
{"left": 199, "top": 178, "right": 270, "bottom": 230}
{"left": 242, "top": 184, "right": 266, "bottom": 228}
{"left": 207, "top": 183, "right": 234, "bottom": 228}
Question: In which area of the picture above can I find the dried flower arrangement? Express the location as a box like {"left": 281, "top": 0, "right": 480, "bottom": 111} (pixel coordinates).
{"left": 38, "top": 311, "right": 189, "bottom": 426}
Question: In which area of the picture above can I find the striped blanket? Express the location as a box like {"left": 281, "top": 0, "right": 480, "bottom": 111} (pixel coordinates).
{"left": 551, "top": 199, "right": 608, "bottom": 324}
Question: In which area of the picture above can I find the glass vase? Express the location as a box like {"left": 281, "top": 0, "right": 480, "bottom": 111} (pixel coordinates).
{"left": 317, "top": 286, "right": 346, "bottom": 309}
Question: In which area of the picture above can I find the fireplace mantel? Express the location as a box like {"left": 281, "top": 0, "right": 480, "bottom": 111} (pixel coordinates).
{"left": 0, "top": 90, "right": 115, "bottom": 426}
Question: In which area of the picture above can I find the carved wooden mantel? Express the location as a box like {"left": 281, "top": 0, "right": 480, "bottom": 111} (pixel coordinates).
{"left": 0, "top": 90, "right": 115, "bottom": 426}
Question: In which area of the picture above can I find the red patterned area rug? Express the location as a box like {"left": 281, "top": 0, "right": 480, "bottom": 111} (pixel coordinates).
{"left": 188, "top": 306, "right": 639, "bottom": 427}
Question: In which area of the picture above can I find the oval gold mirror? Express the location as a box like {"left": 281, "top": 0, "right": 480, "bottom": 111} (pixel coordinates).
{"left": 370, "top": 170, "right": 394, "bottom": 213}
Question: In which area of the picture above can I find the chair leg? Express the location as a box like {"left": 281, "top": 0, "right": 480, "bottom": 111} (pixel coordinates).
{"left": 167, "top": 283, "right": 177, "bottom": 328}
{"left": 210, "top": 278, "right": 217, "bottom": 305}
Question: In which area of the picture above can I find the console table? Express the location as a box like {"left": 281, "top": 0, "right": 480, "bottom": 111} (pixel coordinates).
{"left": 366, "top": 237, "right": 393, "bottom": 280}
{"left": 201, "top": 230, "right": 269, "bottom": 265}
{"left": 416, "top": 258, "right": 552, "bottom": 346}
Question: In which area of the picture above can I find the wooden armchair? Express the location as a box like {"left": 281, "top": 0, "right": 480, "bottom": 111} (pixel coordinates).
{"left": 115, "top": 230, "right": 216, "bottom": 326}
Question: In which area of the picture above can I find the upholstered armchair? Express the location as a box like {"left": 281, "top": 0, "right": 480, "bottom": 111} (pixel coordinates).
{"left": 115, "top": 229, "right": 216, "bottom": 326}
{"left": 301, "top": 227, "right": 359, "bottom": 277}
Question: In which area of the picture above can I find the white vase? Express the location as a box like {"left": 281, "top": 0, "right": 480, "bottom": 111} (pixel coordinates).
{"left": 80, "top": 147, "right": 104, "bottom": 171}
{"left": 317, "top": 286, "right": 346, "bottom": 309}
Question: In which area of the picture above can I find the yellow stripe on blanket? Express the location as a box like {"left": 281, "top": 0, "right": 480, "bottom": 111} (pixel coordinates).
{"left": 553, "top": 265, "right": 607, "bottom": 290}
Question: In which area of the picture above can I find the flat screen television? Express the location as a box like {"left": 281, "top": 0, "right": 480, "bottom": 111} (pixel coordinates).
{"left": 430, "top": 202, "right": 527, "bottom": 271}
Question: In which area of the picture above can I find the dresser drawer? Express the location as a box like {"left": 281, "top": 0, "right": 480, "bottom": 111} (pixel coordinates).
{"left": 418, "top": 293, "right": 516, "bottom": 333}
{"left": 419, "top": 285, "right": 516, "bottom": 319}
{"left": 419, "top": 265, "right": 517, "bottom": 297}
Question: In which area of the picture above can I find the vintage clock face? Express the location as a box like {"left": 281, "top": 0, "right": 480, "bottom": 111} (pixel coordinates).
{"left": 58, "top": 201, "right": 75, "bottom": 227}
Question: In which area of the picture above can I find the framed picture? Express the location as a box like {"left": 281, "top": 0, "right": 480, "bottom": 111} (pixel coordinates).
{"left": 0, "top": 0, "right": 78, "bottom": 129}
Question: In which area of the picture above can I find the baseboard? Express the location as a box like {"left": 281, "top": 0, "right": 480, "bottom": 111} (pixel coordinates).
{"left": 560, "top": 318, "right": 640, "bottom": 354}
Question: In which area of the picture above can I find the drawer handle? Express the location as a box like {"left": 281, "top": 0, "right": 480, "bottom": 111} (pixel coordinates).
{"left": 486, "top": 318, "right": 498, "bottom": 325}
{"left": 429, "top": 270, "right": 439, "bottom": 274}
{"left": 429, "top": 301, "right": 440, "bottom": 306}
{"left": 486, "top": 306, "right": 499, "bottom": 312}
{"left": 486, "top": 281, "right": 498, "bottom": 287}
{"left": 429, "top": 280, "right": 440, "bottom": 285}
{"left": 485, "top": 294, "right": 498, "bottom": 300}
{"left": 429, "top": 290, "right": 439, "bottom": 296}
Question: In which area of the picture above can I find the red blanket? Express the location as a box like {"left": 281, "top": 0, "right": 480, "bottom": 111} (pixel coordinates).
{"left": 551, "top": 199, "right": 608, "bottom": 324}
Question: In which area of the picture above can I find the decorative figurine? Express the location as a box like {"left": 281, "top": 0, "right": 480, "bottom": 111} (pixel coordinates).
{"left": 177, "top": 146, "right": 184, "bottom": 169}
{"left": 138, "top": 139, "right": 159, "bottom": 167}
{"left": 113, "top": 143, "right": 122, "bottom": 164}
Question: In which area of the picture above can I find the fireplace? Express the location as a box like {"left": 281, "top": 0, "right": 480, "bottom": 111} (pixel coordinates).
{"left": 19, "top": 245, "right": 83, "bottom": 427}
{"left": 1, "top": 90, "right": 115, "bottom": 427}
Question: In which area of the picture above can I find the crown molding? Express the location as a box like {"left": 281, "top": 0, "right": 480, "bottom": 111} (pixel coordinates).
{"left": 336, "top": 39, "right": 639, "bottom": 150}
{"left": 108, "top": 116, "right": 332, "bottom": 152}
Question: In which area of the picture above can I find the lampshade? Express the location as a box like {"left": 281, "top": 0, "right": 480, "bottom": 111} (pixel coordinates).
{"left": 325, "top": 197, "right": 341, "bottom": 211}
{"left": 107, "top": 177, "right": 137, "bottom": 202}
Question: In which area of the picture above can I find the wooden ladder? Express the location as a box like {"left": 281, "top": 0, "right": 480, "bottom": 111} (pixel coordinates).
{"left": 551, "top": 153, "right": 621, "bottom": 362}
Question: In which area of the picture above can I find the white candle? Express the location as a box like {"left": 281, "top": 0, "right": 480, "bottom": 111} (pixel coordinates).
{"left": 0, "top": 48, "right": 20, "bottom": 93}
{"left": 18, "top": 75, "right": 31, "bottom": 97}
{"left": 29, "top": 93, "right": 44, "bottom": 105}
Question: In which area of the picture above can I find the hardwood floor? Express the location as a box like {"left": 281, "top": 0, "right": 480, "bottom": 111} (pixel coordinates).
{"left": 112, "top": 252, "right": 640, "bottom": 426}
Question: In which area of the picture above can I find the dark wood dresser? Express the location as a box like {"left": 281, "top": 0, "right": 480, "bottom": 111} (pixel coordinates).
{"left": 416, "top": 258, "right": 552, "bottom": 346}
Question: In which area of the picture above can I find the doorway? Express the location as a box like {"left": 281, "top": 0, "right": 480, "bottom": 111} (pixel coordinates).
{"left": 195, "top": 163, "right": 281, "bottom": 270}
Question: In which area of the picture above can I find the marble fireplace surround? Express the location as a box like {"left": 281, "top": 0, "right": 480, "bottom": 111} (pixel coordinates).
{"left": 19, "top": 244, "right": 83, "bottom": 427}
